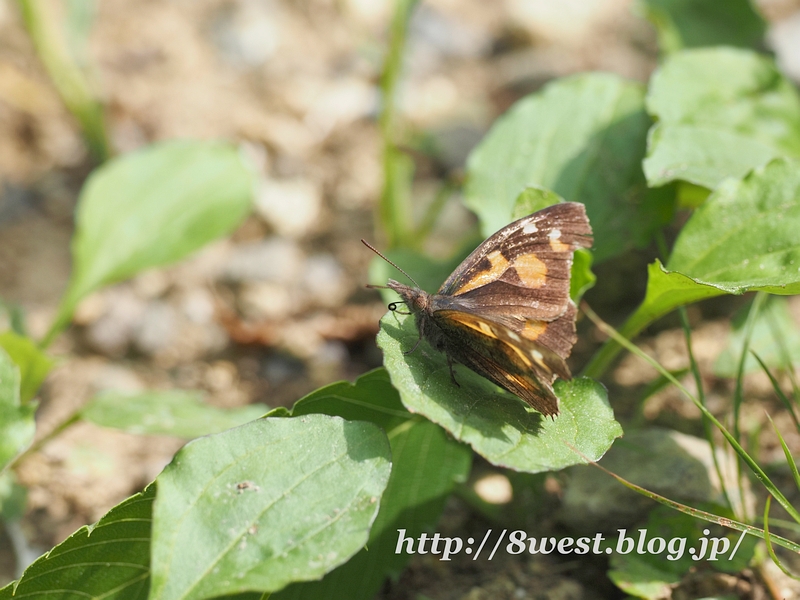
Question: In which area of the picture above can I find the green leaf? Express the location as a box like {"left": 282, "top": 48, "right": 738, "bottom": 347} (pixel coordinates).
{"left": 377, "top": 313, "right": 621, "bottom": 473}
{"left": 46, "top": 140, "right": 255, "bottom": 345}
{"left": 715, "top": 297, "right": 800, "bottom": 377}
{"left": 0, "top": 330, "right": 54, "bottom": 403}
{"left": 638, "top": 0, "right": 766, "bottom": 54}
{"left": 0, "top": 346, "right": 35, "bottom": 470}
{"left": 272, "top": 369, "right": 472, "bottom": 600}
{"left": 667, "top": 158, "right": 800, "bottom": 293}
{"left": 150, "top": 415, "right": 391, "bottom": 599}
{"left": 510, "top": 186, "right": 564, "bottom": 220}
{"left": 465, "top": 72, "right": 665, "bottom": 262}
{"left": 81, "top": 390, "right": 268, "bottom": 438}
{"left": 585, "top": 157, "right": 800, "bottom": 378}
{"left": 0, "top": 485, "right": 154, "bottom": 600}
{"left": 570, "top": 249, "right": 596, "bottom": 304}
{"left": 644, "top": 48, "right": 800, "bottom": 189}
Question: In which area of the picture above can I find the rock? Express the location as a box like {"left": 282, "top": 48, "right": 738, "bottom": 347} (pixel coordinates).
{"left": 223, "top": 238, "right": 305, "bottom": 284}
{"left": 133, "top": 301, "right": 178, "bottom": 356}
{"left": 301, "top": 253, "right": 349, "bottom": 307}
{"left": 255, "top": 178, "right": 322, "bottom": 238}
{"left": 84, "top": 288, "right": 147, "bottom": 356}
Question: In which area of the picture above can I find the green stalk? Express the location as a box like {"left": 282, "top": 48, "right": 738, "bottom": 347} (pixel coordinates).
{"left": 582, "top": 302, "right": 800, "bottom": 525}
{"left": 16, "top": 0, "right": 110, "bottom": 161}
{"left": 378, "top": 0, "right": 419, "bottom": 248}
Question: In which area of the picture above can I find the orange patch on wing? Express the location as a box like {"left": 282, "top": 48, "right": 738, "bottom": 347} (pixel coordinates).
{"left": 455, "top": 250, "right": 509, "bottom": 294}
{"left": 522, "top": 320, "right": 547, "bottom": 341}
{"left": 512, "top": 253, "right": 548, "bottom": 288}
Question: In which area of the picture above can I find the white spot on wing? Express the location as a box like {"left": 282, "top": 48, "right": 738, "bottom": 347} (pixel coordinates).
{"left": 531, "top": 350, "right": 544, "bottom": 365}
{"left": 522, "top": 222, "right": 538, "bottom": 234}
{"left": 548, "top": 229, "right": 562, "bottom": 240}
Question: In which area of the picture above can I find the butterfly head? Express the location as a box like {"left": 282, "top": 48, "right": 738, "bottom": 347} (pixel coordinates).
{"left": 386, "top": 279, "right": 430, "bottom": 314}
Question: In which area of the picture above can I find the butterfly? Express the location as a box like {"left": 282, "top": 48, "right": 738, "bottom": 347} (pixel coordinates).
{"left": 364, "top": 202, "right": 593, "bottom": 417}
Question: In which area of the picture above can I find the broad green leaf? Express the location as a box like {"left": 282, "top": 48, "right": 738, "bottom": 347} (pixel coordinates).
{"left": 377, "top": 313, "right": 621, "bottom": 473}
{"left": 0, "top": 330, "right": 54, "bottom": 402}
{"left": 47, "top": 140, "right": 255, "bottom": 344}
{"left": 465, "top": 73, "right": 667, "bottom": 262}
{"left": 0, "top": 485, "right": 154, "bottom": 600}
{"left": 0, "top": 347, "right": 35, "bottom": 470}
{"left": 638, "top": 0, "right": 766, "bottom": 54}
{"left": 570, "top": 249, "right": 596, "bottom": 304}
{"left": 715, "top": 297, "right": 800, "bottom": 377}
{"left": 272, "top": 369, "right": 472, "bottom": 600}
{"left": 150, "top": 415, "right": 391, "bottom": 600}
{"left": 81, "top": 390, "right": 268, "bottom": 438}
{"left": 644, "top": 48, "right": 800, "bottom": 189}
{"left": 667, "top": 158, "right": 800, "bottom": 293}
{"left": 510, "top": 186, "right": 564, "bottom": 220}
{"left": 585, "top": 158, "right": 800, "bottom": 378}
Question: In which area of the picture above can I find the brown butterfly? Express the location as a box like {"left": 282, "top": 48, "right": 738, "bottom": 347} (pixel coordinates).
{"left": 365, "top": 202, "right": 593, "bottom": 417}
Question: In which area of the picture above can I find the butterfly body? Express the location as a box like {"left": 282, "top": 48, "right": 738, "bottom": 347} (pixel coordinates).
{"left": 382, "top": 202, "right": 592, "bottom": 417}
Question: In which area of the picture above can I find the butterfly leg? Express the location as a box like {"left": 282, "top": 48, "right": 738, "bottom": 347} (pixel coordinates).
{"left": 446, "top": 353, "right": 460, "bottom": 387}
{"left": 403, "top": 330, "right": 423, "bottom": 355}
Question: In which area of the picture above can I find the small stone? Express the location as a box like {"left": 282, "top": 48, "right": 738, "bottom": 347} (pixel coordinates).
{"left": 223, "top": 238, "right": 305, "bottom": 284}
{"left": 179, "top": 288, "right": 216, "bottom": 324}
{"left": 255, "top": 178, "right": 322, "bottom": 238}
{"left": 133, "top": 301, "right": 178, "bottom": 356}
{"left": 474, "top": 473, "right": 513, "bottom": 504}
{"left": 302, "top": 254, "right": 349, "bottom": 308}
{"left": 85, "top": 288, "right": 147, "bottom": 356}
{"left": 239, "top": 282, "right": 295, "bottom": 320}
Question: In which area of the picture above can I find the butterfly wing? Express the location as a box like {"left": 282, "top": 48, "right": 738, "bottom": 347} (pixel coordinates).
{"left": 431, "top": 309, "right": 570, "bottom": 416}
{"left": 438, "top": 202, "right": 592, "bottom": 322}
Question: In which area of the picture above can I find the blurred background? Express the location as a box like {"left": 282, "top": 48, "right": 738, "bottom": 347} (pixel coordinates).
{"left": 2, "top": 0, "right": 800, "bottom": 594}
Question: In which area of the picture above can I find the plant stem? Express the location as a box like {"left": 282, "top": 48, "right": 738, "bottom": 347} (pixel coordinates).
{"left": 16, "top": 0, "right": 111, "bottom": 162}
{"left": 378, "top": 0, "right": 419, "bottom": 249}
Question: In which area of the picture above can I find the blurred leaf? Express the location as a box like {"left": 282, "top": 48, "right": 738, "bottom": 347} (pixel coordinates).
{"left": 644, "top": 48, "right": 800, "bottom": 189}
{"left": 571, "top": 249, "right": 596, "bottom": 304}
{"left": 0, "top": 485, "right": 154, "bottom": 600}
{"left": 150, "top": 415, "right": 391, "bottom": 599}
{"left": 378, "top": 312, "right": 621, "bottom": 473}
{"left": 81, "top": 390, "right": 268, "bottom": 438}
{"left": 46, "top": 140, "right": 254, "bottom": 345}
{"left": 272, "top": 369, "right": 472, "bottom": 600}
{"left": 465, "top": 73, "right": 666, "bottom": 262}
{"left": 676, "top": 181, "right": 711, "bottom": 209}
{"left": 715, "top": 297, "right": 800, "bottom": 377}
{"left": 510, "top": 186, "right": 564, "bottom": 220}
{"left": 0, "top": 346, "right": 35, "bottom": 470}
{"left": 638, "top": 0, "right": 766, "bottom": 53}
{"left": 586, "top": 157, "right": 800, "bottom": 378}
{"left": 0, "top": 330, "right": 54, "bottom": 403}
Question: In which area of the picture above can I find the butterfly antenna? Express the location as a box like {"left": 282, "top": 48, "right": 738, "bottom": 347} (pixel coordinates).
{"left": 361, "top": 239, "right": 421, "bottom": 288}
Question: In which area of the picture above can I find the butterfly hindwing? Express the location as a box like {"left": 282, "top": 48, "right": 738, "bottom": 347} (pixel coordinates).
{"left": 437, "top": 202, "right": 592, "bottom": 321}
{"left": 431, "top": 309, "right": 565, "bottom": 416}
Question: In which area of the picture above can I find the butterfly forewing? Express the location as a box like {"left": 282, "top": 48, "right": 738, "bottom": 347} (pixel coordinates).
{"left": 374, "top": 201, "right": 593, "bottom": 417}
{"left": 437, "top": 203, "right": 592, "bottom": 321}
